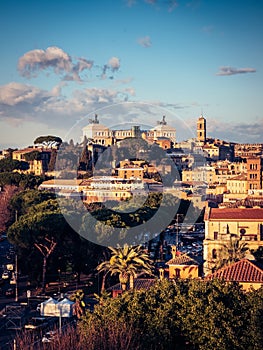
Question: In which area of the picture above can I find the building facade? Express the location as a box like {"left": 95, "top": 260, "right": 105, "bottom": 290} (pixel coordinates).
{"left": 203, "top": 206, "right": 263, "bottom": 275}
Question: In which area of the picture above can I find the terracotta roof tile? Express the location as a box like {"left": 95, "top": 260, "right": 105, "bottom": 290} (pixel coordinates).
{"left": 205, "top": 259, "right": 263, "bottom": 283}
{"left": 207, "top": 208, "right": 263, "bottom": 220}
{"left": 167, "top": 254, "right": 199, "bottom": 266}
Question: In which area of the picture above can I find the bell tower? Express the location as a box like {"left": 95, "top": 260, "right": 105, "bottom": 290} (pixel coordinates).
{"left": 197, "top": 115, "right": 206, "bottom": 144}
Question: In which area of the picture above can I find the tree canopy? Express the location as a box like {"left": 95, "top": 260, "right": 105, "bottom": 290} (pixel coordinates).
{"left": 34, "top": 135, "right": 62, "bottom": 147}
{"left": 79, "top": 278, "right": 263, "bottom": 350}
{"left": 0, "top": 158, "right": 29, "bottom": 172}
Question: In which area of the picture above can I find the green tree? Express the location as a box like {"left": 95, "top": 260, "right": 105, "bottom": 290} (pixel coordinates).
{"left": 34, "top": 135, "right": 62, "bottom": 147}
{"left": 7, "top": 203, "right": 69, "bottom": 293}
{"left": 0, "top": 185, "right": 19, "bottom": 234}
{"left": 251, "top": 246, "right": 263, "bottom": 261}
{"left": 245, "top": 286, "right": 263, "bottom": 350}
{"left": 0, "top": 172, "right": 43, "bottom": 189}
{"left": 10, "top": 189, "right": 56, "bottom": 217}
{"left": 0, "top": 158, "right": 29, "bottom": 172}
{"left": 24, "top": 150, "right": 42, "bottom": 161}
{"left": 97, "top": 244, "right": 153, "bottom": 291}
{"left": 80, "top": 278, "right": 253, "bottom": 350}
{"left": 174, "top": 278, "right": 248, "bottom": 350}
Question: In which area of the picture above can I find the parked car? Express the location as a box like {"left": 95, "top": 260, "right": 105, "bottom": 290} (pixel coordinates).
{"left": 5, "top": 288, "right": 15, "bottom": 297}
{"left": 2, "top": 271, "right": 10, "bottom": 279}
{"left": 25, "top": 317, "right": 47, "bottom": 330}
{"left": 42, "top": 330, "right": 57, "bottom": 343}
{"left": 10, "top": 276, "right": 16, "bottom": 284}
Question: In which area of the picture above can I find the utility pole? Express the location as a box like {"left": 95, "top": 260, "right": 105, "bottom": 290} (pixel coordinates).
{"left": 15, "top": 250, "right": 18, "bottom": 302}
{"left": 176, "top": 214, "right": 184, "bottom": 248}
{"left": 15, "top": 210, "right": 18, "bottom": 302}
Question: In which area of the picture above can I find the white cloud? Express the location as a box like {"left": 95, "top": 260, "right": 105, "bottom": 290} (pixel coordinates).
{"left": 216, "top": 66, "right": 256, "bottom": 76}
{"left": 137, "top": 36, "right": 152, "bottom": 48}
{"left": 0, "top": 81, "right": 136, "bottom": 132}
{"left": 108, "top": 57, "right": 120, "bottom": 71}
{"left": 205, "top": 118, "right": 263, "bottom": 143}
{"left": 0, "top": 82, "right": 52, "bottom": 106}
{"left": 18, "top": 46, "right": 72, "bottom": 78}
{"left": 17, "top": 47, "right": 117, "bottom": 82}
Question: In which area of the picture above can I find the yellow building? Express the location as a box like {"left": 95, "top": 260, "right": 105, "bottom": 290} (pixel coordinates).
{"left": 81, "top": 176, "right": 145, "bottom": 203}
{"left": 166, "top": 246, "right": 199, "bottom": 279}
{"left": 202, "top": 143, "right": 220, "bottom": 159}
{"left": 234, "top": 143, "right": 263, "bottom": 158}
{"left": 226, "top": 174, "right": 247, "bottom": 194}
{"left": 203, "top": 206, "right": 263, "bottom": 275}
{"left": 116, "top": 166, "right": 144, "bottom": 180}
{"left": 182, "top": 166, "right": 215, "bottom": 184}
{"left": 12, "top": 148, "right": 50, "bottom": 176}
{"left": 154, "top": 137, "right": 172, "bottom": 150}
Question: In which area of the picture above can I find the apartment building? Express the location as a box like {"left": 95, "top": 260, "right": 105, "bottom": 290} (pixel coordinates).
{"left": 203, "top": 206, "right": 263, "bottom": 275}
{"left": 12, "top": 148, "right": 51, "bottom": 176}
{"left": 234, "top": 143, "right": 263, "bottom": 158}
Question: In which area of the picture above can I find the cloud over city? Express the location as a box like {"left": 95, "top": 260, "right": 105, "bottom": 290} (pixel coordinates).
{"left": 216, "top": 66, "right": 256, "bottom": 76}
{"left": 0, "top": 81, "right": 136, "bottom": 128}
{"left": 0, "top": 82, "right": 56, "bottom": 106}
{"left": 17, "top": 46, "right": 120, "bottom": 82}
{"left": 206, "top": 118, "right": 263, "bottom": 143}
{"left": 137, "top": 36, "right": 152, "bottom": 48}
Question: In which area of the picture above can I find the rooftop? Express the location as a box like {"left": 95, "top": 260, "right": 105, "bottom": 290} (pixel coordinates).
{"left": 205, "top": 207, "right": 263, "bottom": 221}
{"left": 205, "top": 259, "right": 263, "bottom": 283}
{"left": 167, "top": 254, "right": 199, "bottom": 266}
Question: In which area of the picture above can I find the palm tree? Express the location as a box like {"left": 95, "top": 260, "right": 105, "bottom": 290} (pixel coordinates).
{"left": 215, "top": 235, "right": 249, "bottom": 270}
{"left": 97, "top": 244, "right": 153, "bottom": 291}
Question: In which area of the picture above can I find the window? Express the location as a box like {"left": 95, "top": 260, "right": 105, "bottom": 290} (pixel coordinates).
{"left": 214, "top": 231, "right": 218, "bottom": 240}
{"left": 175, "top": 268, "right": 181, "bottom": 279}
{"left": 250, "top": 163, "right": 258, "bottom": 170}
{"left": 212, "top": 249, "right": 217, "bottom": 259}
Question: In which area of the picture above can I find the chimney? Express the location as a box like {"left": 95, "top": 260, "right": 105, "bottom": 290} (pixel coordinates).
{"left": 171, "top": 245, "right": 177, "bottom": 259}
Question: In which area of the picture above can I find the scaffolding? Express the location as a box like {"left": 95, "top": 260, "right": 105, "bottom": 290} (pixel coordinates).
{"left": 5, "top": 304, "right": 27, "bottom": 330}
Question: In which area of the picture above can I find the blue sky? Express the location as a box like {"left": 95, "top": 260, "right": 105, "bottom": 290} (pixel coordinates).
{"left": 0, "top": 0, "right": 263, "bottom": 149}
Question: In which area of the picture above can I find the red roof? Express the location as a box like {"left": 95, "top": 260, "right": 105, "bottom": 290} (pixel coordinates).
{"left": 205, "top": 259, "right": 263, "bottom": 283}
{"left": 167, "top": 254, "right": 199, "bottom": 266}
{"left": 205, "top": 207, "right": 263, "bottom": 221}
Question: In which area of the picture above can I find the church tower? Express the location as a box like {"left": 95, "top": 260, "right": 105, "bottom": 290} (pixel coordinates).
{"left": 197, "top": 115, "right": 206, "bottom": 144}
